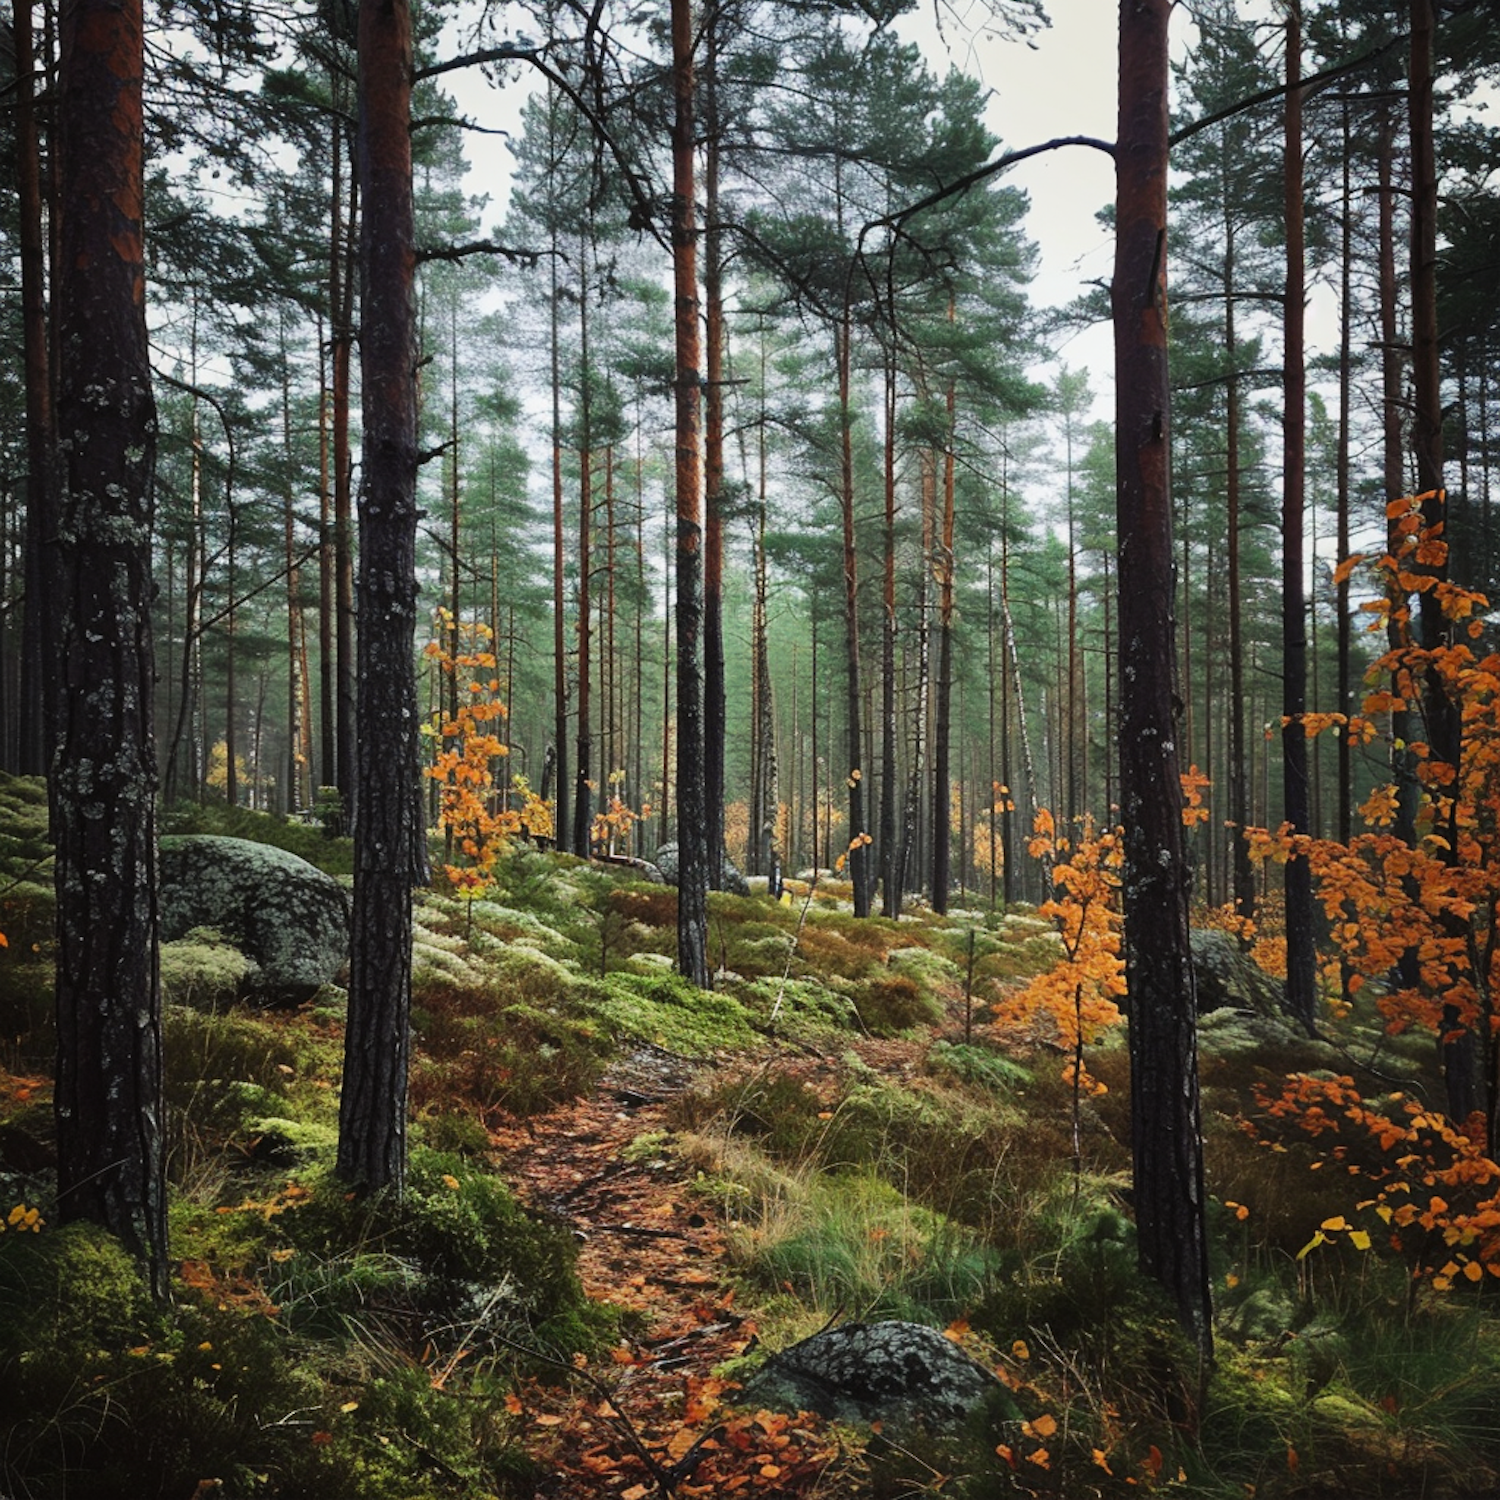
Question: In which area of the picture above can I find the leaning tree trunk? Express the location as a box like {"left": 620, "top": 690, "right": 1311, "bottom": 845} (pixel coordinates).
{"left": 53, "top": 0, "right": 167, "bottom": 1296}
{"left": 337, "top": 0, "right": 428, "bottom": 1194}
{"left": 671, "top": 0, "right": 708, "bottom": 985}
{"left": 1114, "top": 0, "right": 1212, "bottom": 1356}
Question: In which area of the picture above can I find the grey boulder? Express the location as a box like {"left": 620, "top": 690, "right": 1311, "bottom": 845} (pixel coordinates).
{"left": 652, "top": 842, "right": 752, "bottom": 898}
{"left": 746, "top": 1320, "right": 1001, "bottom": 1427}
{"left": 159, "top": 835, "right": 349, "bottom": 1005}
{"left": 1191, "top": 927, "right": 1284, "bottom": 1016}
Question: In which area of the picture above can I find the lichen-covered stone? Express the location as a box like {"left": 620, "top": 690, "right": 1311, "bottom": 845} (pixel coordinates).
{"left": 159, "top": 835, "right": 349, "bottom": 1005}
{"left": 747, "top": 1320, "right": 1001, "bottom": 1427}
{"left": 652, "top": 842, "right": 752, "bottom": 897}
{"left": 1191, "top": 927, "right": 1283, "bottom": 1016}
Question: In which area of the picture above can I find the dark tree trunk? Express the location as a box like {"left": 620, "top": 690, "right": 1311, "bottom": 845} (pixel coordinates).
{"left": 1281, "top": 2, "right": 1317, "bottom": 1032}
{"left": 1408, "top": 0, "right": 1473, "bottom": 1124}
{"left": 337, "top": 0, "right": 428, "bottom": 1193}
{"left": 16, "top": 0, "right": 55, "bottom": 779}
{"left": 1114, "top": 0, "right": 1212, "bottom": 1356}
{"left": 53, "top": 0, "right": 167, "bottom": 1296}
{"left": 671, "top": 0, "right": 708, "bottom": 985}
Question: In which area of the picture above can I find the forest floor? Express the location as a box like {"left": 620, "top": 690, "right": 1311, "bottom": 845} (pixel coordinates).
{"left": 3, "top": 788, "right": 1500, "bottom": 1500}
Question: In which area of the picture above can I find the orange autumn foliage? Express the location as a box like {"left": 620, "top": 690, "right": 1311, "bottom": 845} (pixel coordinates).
{"left": 1245, "top": 1073, "right": 1500, "bottom": 1289}
{"left": 1239, "top": 496, "right": 1500, "bottom": 1284}
{"left": 990, "top": 812, "right": 1124, "bottom": 1083}
{"left": 424, "top": 613, "right": 524, "bottom": 896}
{"left": 1248, "top": 496, "right": 1499, "bottom": 1151}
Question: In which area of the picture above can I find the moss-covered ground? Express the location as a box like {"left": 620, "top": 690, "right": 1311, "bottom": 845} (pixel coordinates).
{"left": 1, "top": 784, "right": 1498, "bottom": 1498}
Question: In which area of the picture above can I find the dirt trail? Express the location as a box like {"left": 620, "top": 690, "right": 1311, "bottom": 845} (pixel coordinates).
{"left": 485, "top": 1044, "right": 848, "bottom": 1498}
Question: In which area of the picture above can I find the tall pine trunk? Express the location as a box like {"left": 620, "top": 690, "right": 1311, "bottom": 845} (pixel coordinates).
{"left": 703, "top": 26, "right": 727, "bottom": 888}
{"left": 1281, "top": 1, "right": 1317, "bottom": 1032}
{"left": 337, "top": 0, "right": 428, "bottom": 1193}
{"left": 671, "top": 0, "right": 708, "bottom": 984}
{"left": 1114, "top": 0, "right": 1211, "bottom": 1354}
{"left": 53, "top": 0, "right": 167, "bottom": 1294}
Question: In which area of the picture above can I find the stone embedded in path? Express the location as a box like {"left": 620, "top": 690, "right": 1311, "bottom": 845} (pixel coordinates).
{"left": 160, "top": 835, "right": 349, "bottom": 1006}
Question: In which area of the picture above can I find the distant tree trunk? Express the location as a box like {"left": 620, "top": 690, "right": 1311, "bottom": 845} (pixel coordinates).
{"left": 900, "top": 447, "right": 935, "bottom": 902}
{"left": 671, "top": 0, "right": 708, "bottom": 985}
{"left": 1114, "top": 0, "right": 1212, "bottom": 1355}
{"left": 1281, "top": 2, "right": 1317, "bottom": 1033}
{"left": 317, "top": 309, "right": 336, "bottom": 794}
{"left": 281, "top": 313, "right": 309, "bottom": 815}
{"left": 931, "top": 370, "right": 957, "bottom": 915}
{"left": 749, "top": 334, "right": 778, "bottom": 879}
{"left": 573, "top": 234, "right": 594, "bottom": 858}
{"left": 337, "top": 0, "right": 428, "bottom": 1193}
{"left": 1225, "top": 218, "right": 1254, "bottom": 934}
{"left": 53, "top": 0, "right": 167, "bottom": 1295}
{"left": 880, "top": 343, "right": 901, "bottom": 915}
{"left": 16, "top": 0, "right": 55, "bottom": 779}
{"left": 838, "top": 303, "right": 871, "bottom": 916}
{"left": 550, "top": 201, "right": 572, "bottom": 851}
{"left": 1334, "top": 101, "right": 1354, "bottom": 850}
{"left": 703, "top": 25, "right": 727, "bottom": 889}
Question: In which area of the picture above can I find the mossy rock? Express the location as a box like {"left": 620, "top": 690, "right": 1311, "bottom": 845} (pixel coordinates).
{"left": 160, "top": 835, "right": 349, "bottom": 1005}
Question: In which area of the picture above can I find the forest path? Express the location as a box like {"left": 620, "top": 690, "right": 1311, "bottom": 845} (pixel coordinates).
{"left": 484, "top": 1040, "right": 856, "bottom": 1498}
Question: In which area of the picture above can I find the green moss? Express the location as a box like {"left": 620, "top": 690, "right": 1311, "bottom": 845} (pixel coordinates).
{"left": 731, "top": 974, "right": 859, "bottom": 1035}
{"left": 848, "top": 972, "right": 943, "bottom": 1034}
{"left": 588, "top": 971, "right": 759, "bottom": 1055}
{"left": 927, "top": 1039, "right": 1033, "bottom": 1092}
{"left": 160, "top": 925, "right": 258, "bottom": 1010}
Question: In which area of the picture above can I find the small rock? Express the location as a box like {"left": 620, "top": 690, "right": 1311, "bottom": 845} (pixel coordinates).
{"left": 747, "top": 1320, "right": 1001, "bottom": 1428}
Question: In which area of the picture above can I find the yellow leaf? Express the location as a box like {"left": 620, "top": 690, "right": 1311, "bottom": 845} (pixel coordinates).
{"left": 1464, "top": 1260, "right": 1484, "bottom": 1283}
{"left": 1320, "top": 1215, "right": 1349, "bottom": 1231}
{"left": 1029, "top": 1413, "right": 1058, "bottom": 1438}
{"left": 1348, "top": 1230, "right": 1373, "bottom": 1251}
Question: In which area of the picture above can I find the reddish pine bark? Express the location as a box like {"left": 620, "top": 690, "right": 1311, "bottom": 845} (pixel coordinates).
{"left": 337, "top": 0, "right": 428, "bottom": 1192}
